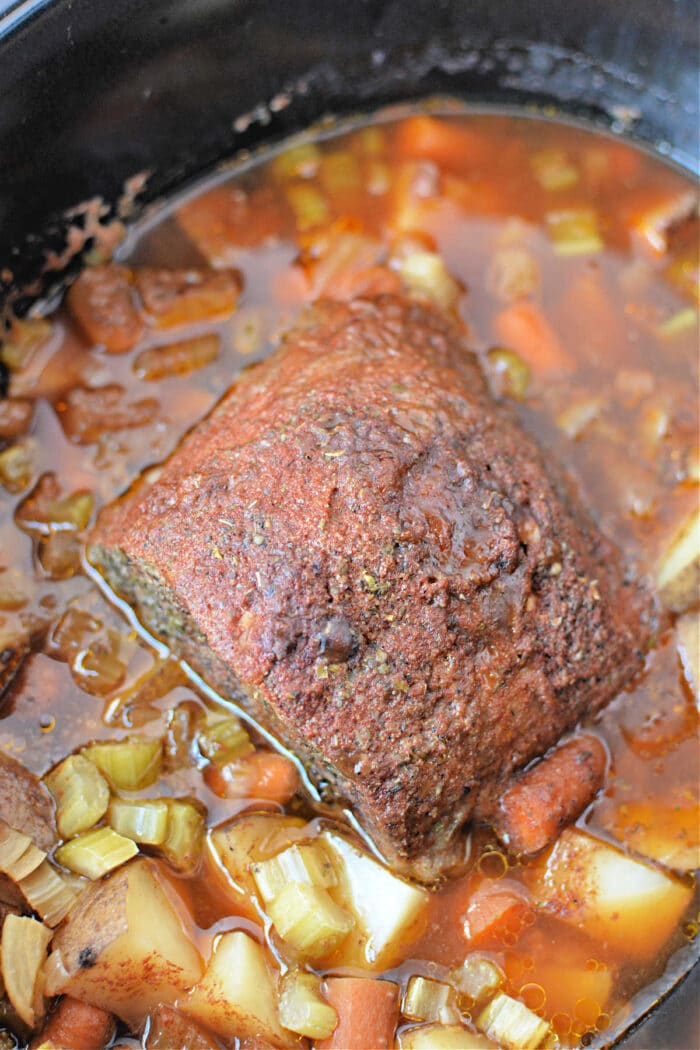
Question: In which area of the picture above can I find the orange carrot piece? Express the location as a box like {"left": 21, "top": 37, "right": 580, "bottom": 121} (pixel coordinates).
{"left": 35, "top": 997, "right": 115, "bottom": 1050}
{"left": 67, "top": 264, "right": 143, "bottom": 353}
{"left": 493, "top": 300, "right": 572, "bottom": 373}
{"left": 394, "top": 115, "right": 491, "bottom": 171}
{"left": 464, "top": 879, "right": 534, "bottom": 948}
{"left": 494, "top": 735, "right": 607, "bottom": 857}
{"left": 317, "top": 977, "right": 399, "bottom": 1050}
{"left": 204, "top": 750, "right": 300, "bottom": 805}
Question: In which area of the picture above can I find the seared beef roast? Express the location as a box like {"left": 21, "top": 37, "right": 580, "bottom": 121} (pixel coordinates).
{"left": 89, "top": 295, "right": 649, "bottom": 880}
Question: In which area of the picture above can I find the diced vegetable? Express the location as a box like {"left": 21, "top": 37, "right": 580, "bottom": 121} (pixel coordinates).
{"left": 160, "top": 800, "right": 205, "bottom": 873}
{"left": 198, "top": 715, "right": 253, "bottom": 765}
{"left": 531, "top": 149, "right": 579, "bottom": 191}
{"left": 320, "top": 152, "right": 361, "bottom": 194}
{"left": 531, "top": 828, "right": 694, "bottom": 959}
{"left": 38, "top": 530, "right": 83, "bottom": 579}
{"left": 286, "top": 184, "right": 330, "bottom": 231}
{"left": 656, "top": 506, "right": 700, "bottom": 612}
{"left": 0, "top": 442, "right": 35, "bottom": 493}
{"left": 0, "top": 569, "right": 33, "bottom": 612}
{"left": 182, "top": 930, "right": 294, "bottom": 1046}
{"left": 546, "top": 208, "right": 603, "bottom": 255}
{"left": 0, "top": 316, "right": 52, "bottom": 371}
{"left": 0, "top": 914, "right": 52, "bottom": 1029}
{"left": 272, "top": 141, "right": 322, "bottom": 180}
{"left": 486, "top": 348, "right": 530, "bottom": 401}
{"left": 73, "top": 645, "right": 127, "bottom": 696}
{"left": 135, "top": 267, "right": 241, "bottom": 328}
{"left": 67, "top": 265, "right": 143, "bottom": 353}
{"left": 451, "top": 955, "right": 504, "bottom": 1004}
{"left": 321, "top": 830, "right": 428, "bottom": 966}
{"left": 0, "top": 398, "right": 32, "bottom": 439}
{"left": 82, "top": 736, "right": 163, "bottom": 790}
{"left": 398, "top": 251, "right": 460, "bottom": 310}
{"left": 656, "top": 306, "right": 698, "bottom": 337}
{"left": 252, "top": 841, "right": 337, "bottom": 904}
{"left": 34, "top": 995, "right": 115, "bottom": 1050}
{"left": 45, "top": 754, "right": 110, "bottom": 839}
{"left": 108, "top": 799, "right": 170, "bottom": 846}
{"left": 463, "top": 880, "right": 533, "bottom": 948}
{"left": 400, "top": 1024, "right": 495, "bottom": 1050}
{"left": 631, "top": 188, "right": 697, "bottom": 256}
{"left": 493, "top": 301, "right": 571, "bottom": 374}
{"left": 402, "top": 976, "right": 460, "bottom": 1024}
{"left": 46, "top": 859, "right": 203, "bottom": 1025}
{"left": 316, "top": 976, "right": 399, "bottom": 1050}
{"left": 133, "top": 334, "right": 220, "bottom": 380}
{"left": 210, "top": 812, "right": 307, "bottom": 900}
{"left": 59, "top": 385, "right": 159, "bottom": 444}
{"left": 205, "top": 750, "right": 300, "bottom": 805}
{"left": 486, "top": 246, "right": 540, "bottom": 304}
{"left": 267, "top": 881, "right": 353, "bottom": 959}
{"left": 677, "top": 612, "right": 699, "bottom": 704}
{"left": 18, "top": 860, "right": 79, "bottom": 927}
{"left": 607, "top": 799, "right": 700, "bottom": 872}
{"left": 556, "top": 396, "right": 604, "bottom": 439}
{"left": 394, "top": 115, "right": 490, "bottom": 171}
{"left": 0, "top": 820, "right": 45, "bottom": 881}
{"left": 55, "top": 827, "right": 138, "bottom": 879}
{"left": 146, "top": 1004, "right": 220, "bottom": 1050}
{"left": 278, "top": 970, "right": 338, "bottom": 1039}
{"left": 477, "top": 992, "right": 550, "bottom": 1049}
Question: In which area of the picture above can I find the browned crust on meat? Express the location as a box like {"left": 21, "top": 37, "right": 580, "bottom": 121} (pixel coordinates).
{"left": 89, "top": 295, "right": 650, "bottom": 880}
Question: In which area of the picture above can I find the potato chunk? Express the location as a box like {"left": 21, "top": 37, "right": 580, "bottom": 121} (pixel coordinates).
{"left": 656, "top": 506, "right": 700, "bottom": 612}
{"left": 530, "top": 829, "right": 693, "bottom": 960}
{"left": 45, "top": 859, "right": 202, "bottom": 1025}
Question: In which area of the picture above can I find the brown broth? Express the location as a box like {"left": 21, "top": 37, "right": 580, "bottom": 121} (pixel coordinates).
{"left": 0, "top": 108, "right": 698, "bottom": 1049}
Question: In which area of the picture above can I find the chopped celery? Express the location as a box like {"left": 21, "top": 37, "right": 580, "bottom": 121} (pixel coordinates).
{"left": 403, "top": 975, "right": 460, "bottom": 1024}
{"left": 286, "top": 184, "right": 330, "bottom": 231}
{"left": 486, "top": 348, "right": 530, "bottom": 401}
{"left": 210, "top": 812, "right": 307, "bottom": 899}
{"left": 252, "top": 841, "right": 337, "bottom": 904}
{"left": 272, "top": 142, "right": 322, "bottom": 180}
{"left": 161, "top": 800, "right": 205, "bottom": 873}
{"left": 357, "top": 126, "right": 386, "bottom": 155}
{"left": 0, "top": 914, "right": 52, "bottom": 1028}
{"left": 44, "top": 490, "right": 94, "bottom": 530}
{"left": 478, "top": 992, "right": 550, "bottom": 1049}
{"left": 82, "top": 735, "right": 163, "bottom": 790}
{"left": 45, "top": 753, "right": 110, "bottom": 838}
{"left": 55, "top": 826, "right": 138, "bottom": 879}
{"left": 267, "top": 881, "right": 353, "bottom": 959}
{"left": 320, "top": 152, "right": 361, "bottom": 194}
{"left": 109, "top": 798, "right": 170, "bottom": 846}
{"left": 0, "top": 568, "right": 32, "bottom": 611}
{"left": 0, "top": 441, "right": 35, "bottom": 493}
{"left": 399, "top": 251, "right": 460, "bottom": 310}
{"left": 0, "top": 820, "right": 45, "bottom": 880}
{"left": 0, "top": 316, "right": 51, "bottom": 371}
{"left": 198, "top": 716, "right": 253, "bottom": 765}
{"left": 656, "top": 306, "right": 698, "bottom": 337}
{"left": 451, "top": 955, "right": 504, "bottom": 1004}
{"left": 278, "top": 970, "right": 338, "bottom": 1039}
{"left": 546, "top": 208, "right": 603, "bottom": 256}
{"left": 400, "top": 1024, "right": 495, "bottom": 1050}
{"left": 531, "top": 148, "right": 579, "bottom": 191}
{"left": 18, "top": 859, "right": 79, "bottom": 927}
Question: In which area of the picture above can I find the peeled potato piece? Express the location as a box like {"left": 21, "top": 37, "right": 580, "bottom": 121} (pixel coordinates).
{"left": 677, "top": 611, "right": 699, "bottom": 703}
{"left": 531, "top": 828, "right": 693, "bottom": 960}
{"left": 656, "top": 505, "right": 700, "bottom": 613}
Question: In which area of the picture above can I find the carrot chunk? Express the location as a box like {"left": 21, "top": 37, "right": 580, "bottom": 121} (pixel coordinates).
{"left": 464, "top": 879, "right": 534, "bottom": 948}
{"left": 135, "top": 267, "right": 241, "bottom": 328}
{"left": 394, "top": 115, "right": 491, "bottom": 171}
{"left": 204, "top": 750, "right": 300, "bottom": 805}
{"left": 493, "top": 300, "right": 572, "bottom": 373}
{"left": 316, "top": 976, "right": 399, "bottom": 1050}
{"left": 494, "top": 734, "right": 608, "bottom": 857}
{"left": 35, "top": 996, "right": 115, "bottom": 1050}
{"left": 67, "top": 264, "right": 143, "bottom": 353}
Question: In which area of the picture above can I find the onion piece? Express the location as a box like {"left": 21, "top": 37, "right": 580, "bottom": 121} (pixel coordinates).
{"left": 0, "top": 914, "right": 52, "bottom": 1028}
{"left": 0, "top": 820, "right": 45, "bottom": 881}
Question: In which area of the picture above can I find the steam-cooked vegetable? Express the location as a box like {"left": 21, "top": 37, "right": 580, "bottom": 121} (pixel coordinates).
{"left": 321, "top": 831, "right": 428, "bottom": 967}
{"left": 133, "top": 334, "right": 221, "bottom": 380}
{"left": 33, "top": 996, "right": 115, "bottom": 1050}
{"left": 182, "top": 930, "right": 294, "bottom": 1047}
{"left": 477, "top": 992, "right": 550, "bottom": 1049}
{"left": 278, "top": 970, "right": 338, "bottom": 1039}
{"left": 252, "top": 841, "right": 337, "bottom": 904}
{"left": 531, "top": 828, "right": 694, "bottom": 959}
{"left": 18, "top": 861, "right": 79, "bottom": 927}
{"left": 160, "top": 801, "right": 205, "bottom": 873}
{"left": 400, "top": 1024, "right": 495, "bottom": 1050}
{"left": 316, "top": 976, "right": 399, "bottom": 1050}
{"left": 398, "top": 251, "right": 460, "bottom": 309}
{"left": 0, "top": 821, "right": 44, "bottom": 881}
{"left": 45, "top": 755, "right": 110, "bottom": 839}
{"left": 198, "top": 716, "right": 253, "bottom": 765}
{"left": 1, "top": 914, "right": 52, "bottom": 1029}
{"left": 210, "top": 812, "right": 307, "bottom": 901}
{"left": 656, "top": 506, "right": 700, "bottom": 612}
{"left": 81, "top": 737, "right": 163, "bottom": 790}
{"left": 677, "top": 612, "right": 699, "bottom": 703}
{"left": 45, "top": 859, "right": 203, "bottom": 1025}
{"left": 451, "top": 955, "right": 504, "bottom": 1005}
{"left": 108, "top": 799, "right": 170, "bottom": 846}
{"left": 402, "top": 976, "right": 460, "bottom": 1024}
{"left": 268, "top": 881, "right": 354, "bottom": 960}
{"left": 54, "top": 827, "right": 138, "bottom": 879}
{"left": 546, "top": 208, "right": 603, "bottom": 255}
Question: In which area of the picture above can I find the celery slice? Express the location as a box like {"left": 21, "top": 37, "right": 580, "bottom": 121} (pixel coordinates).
{"left": 546, "top": 208, "right": 603, "bottom": 256}
{"left": 451, "top": 955, "right": 504, "bottom": 1004}
{"left": 400, "top": 1024, "right": 495, "bottom": 1050}
{"left": 0, "top": 820, "right": 45, "bottom": 880}
{"left": 403, "top": 975, "right": 460, "bottom": 1024}
{"left": 198, "top": 716, "right": 253, "bottom": 765}
{"left": 161, "top": 800, "right": 205, "bottom": 873}
{"left": 531, "top": 148, "right": 579, "bottom": 191}
{"left": 82, "top": 736, "right": 163, "bottom": 790}
{"left": 19, "top": 859, "right": 79, "bottom": 927}
{"left": 272, "top": 142, "right": 322, "bottom": 180}
{"left": 55, "top": 826, "right": 138, "bottom": 879}
{"left": 399, "top": 251, "right": 460, "bottom": 310}
{"left": 320, "top": 152, "right": 361, "bottom": 193}
{"left": 45, "top": 753, "right": 110, "bottom": 838}
{"left": 267, "top": 881, "right": 353, "bottom": 960}
{"left": 0, "top": 914, "right": 52, "bottom": 1028}
{"left": 286, "top": 184, "right": 330, "bottom": 231}
{"left": 279, "top": 970, "right": 338, "bottom": 1039}
{"left": 109, "top": 798, "right": 170, "bottom": 845}
{"left": 478, "top": 992, "right": 550, "bottom": 1050}
{"left": 252, "top": 841, "right": 337, "bottom": 904}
